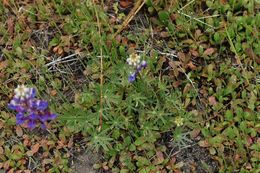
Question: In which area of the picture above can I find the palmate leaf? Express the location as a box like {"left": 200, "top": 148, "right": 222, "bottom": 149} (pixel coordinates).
{"left": 58, "top": 105, "right": 90, "bottom": 121}
{"left": 57, "top": 103, "right": 100, "bottom": 133}
{"left": 88, "top": 130, "right": 113, "bottom": 152}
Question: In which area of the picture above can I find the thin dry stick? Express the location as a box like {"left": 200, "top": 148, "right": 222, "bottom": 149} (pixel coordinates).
{"left": 177, "top": 0, "right": 215, "bottom": 29}
{"left": 171, "top": 144, "right": 195, "bottom": 156}
{"left": 92, "top": 1, "right": 104, "bottom": 131}
{"left": 177, "top": 64, "right": 202, "bottom": 103}
{"left": 113, "top": 0, "right": 146, "bottom": 37}
{"left": 178, "top": 0, "right": 195, "bottom": 11}
{"left": 177, "top": 11, "right": 214, "bottom": 28}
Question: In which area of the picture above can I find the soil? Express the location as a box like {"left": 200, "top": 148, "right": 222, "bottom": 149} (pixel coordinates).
{"left": 174, "top": 143, "right": 219, "bottom": 173}
{"left": 70, "top": 149, "right": 100, "bottom": 173}
{"left": 70, "top": 131, "right": 219, "bottom": 173}
{"left": 161, "top": 131, "right": 219, "bottom": 173}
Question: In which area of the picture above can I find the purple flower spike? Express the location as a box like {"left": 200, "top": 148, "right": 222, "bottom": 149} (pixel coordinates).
{"left": 141, "top": 60, "right": 147, "bottom": 68}
{"left": 9, "top": 85, "right": 57, "bottom": 130}
{"left": 41, "top": 123, "right": 47, "bottom": 129}
{"left": 39, "top": 114, "right": 48, "bottom": 122}
{"left": 128, "top": 72, "right": 137, "bottom": 82}
{"left": 28, "top": 113, "right": 38, "bottom": 120}
{"left": 8, "top": 99, "right": 18, "bottom": 110}
{"left": 36, "top": 100, "right": 48, "bottom": 110}
{"left": 126, "top": 53, "right": 147, "bottom": 83}
{"left": 17, "top": 107, "right": 26, "bottom": 113}
{"left": 27, "top": 120, "right": 36, "bottom": 129}
{"left": 16, "top": 112, "right": 25, "bottom": 125}
{"left": 27, "top": 88, "right": 36, "bottom": 99}
{"left": 49, "top": 113, "right": 57, "bottom": 120}
{"left": 28, "top": 100, "right": 37, "bottom": 109}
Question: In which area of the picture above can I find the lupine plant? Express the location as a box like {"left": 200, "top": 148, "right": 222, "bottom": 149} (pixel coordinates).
{"left": 126, "top": 53, "right": 147, "bottom": 82}
{"left": 8, "top": 85, "right": 57, "bottom": 129}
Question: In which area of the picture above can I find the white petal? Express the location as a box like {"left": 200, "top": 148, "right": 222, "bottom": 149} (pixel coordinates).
{"left": 10, "top": 100, "right": 17, "bottom": 106}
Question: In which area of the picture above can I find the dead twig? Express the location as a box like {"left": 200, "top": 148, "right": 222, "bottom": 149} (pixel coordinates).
{"left": 113, "top": 0, "right": 146, "bottom": 37}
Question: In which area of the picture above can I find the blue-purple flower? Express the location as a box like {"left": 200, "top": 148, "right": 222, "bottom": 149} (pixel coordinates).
{"left": 128, "top": 72, "right": 137, "bottom": 82}
{"left": 127, "top": 53, "right": 147, "bottom": 82}
{"left": 8, "top": 85, "right": 57, "bottom": 129}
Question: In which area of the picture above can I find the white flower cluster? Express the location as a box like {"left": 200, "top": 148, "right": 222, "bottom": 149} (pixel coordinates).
{"left": 126, "top": 53, "right": 141, "bottom": 67}
{"left": 174, "top": 116, "right": 184, "bottom": 127}
{"left": 14, "top": 85, "right": 33, "bottom": 100}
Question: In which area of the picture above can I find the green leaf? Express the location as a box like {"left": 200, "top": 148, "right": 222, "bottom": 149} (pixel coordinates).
{"left": 112, "top": 129, "right": 120, "bottom": 139}
{"left": 135, "top": 156, "right": 150, "bottom": 167}
{"left": 15, "top": 47, "right": 23, "bottom": 57}
{"left": 225, "top": 127, "right": 236, "bottom": 139}
{"left": 167, "top": 22, "right": 175, "bottom": 33}
{"left": 225, "top": 110, "right": 233, "bottom": 121}
{"left": 49, "top": 37, "right": 60, "bottom": 47}
{"left": 139, "top": 167, "right": 151, "bottom": 173}
{"left": 129, "top": 144, "right": 136, "bottom": 151}
{"left": 248, "top": 91, "right": 257, "bottom": 111}
{"left": 158, "top": 11, "right": 170, "bottom": 23}
{"left": 214, "top": 32, "right": 221, "bottom": 43}
{"left": 134, "top": 137, "right": 146, "bottom": 146}
{"left": 119, "top": 45, "right": 125, "bottom": 56}
{"left": 124, "top": 136, "right": 131, "bottom": 146}
{"left": 145, "top": 0, "right": 153, "bottom": 6}
{"left": 209, "top": 135, "right": 225, "bottom": 146}
{"left": 120, "top": 169, "right": 129, "bottom": 173}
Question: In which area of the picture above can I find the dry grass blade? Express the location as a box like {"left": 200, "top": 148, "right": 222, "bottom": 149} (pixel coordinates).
{"left": 113, "top": 0, "right": 146, "bottom": 37}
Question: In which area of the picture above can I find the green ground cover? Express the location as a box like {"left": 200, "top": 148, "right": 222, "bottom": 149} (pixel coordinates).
{"left": 0, "top": 0, "right": 259, "bottom": 172}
